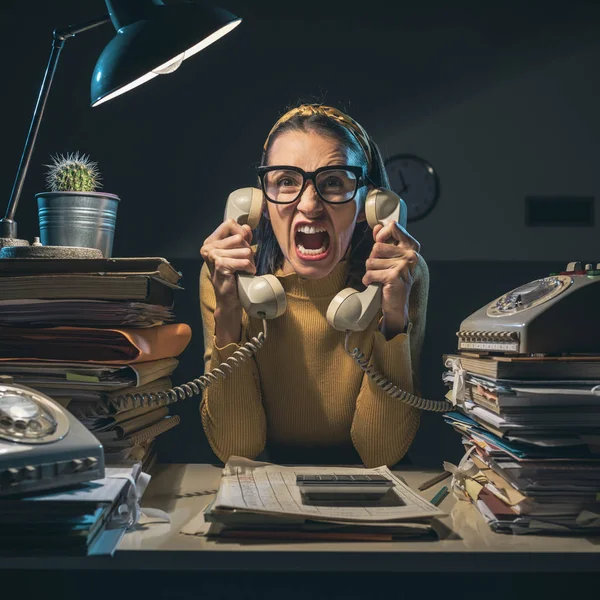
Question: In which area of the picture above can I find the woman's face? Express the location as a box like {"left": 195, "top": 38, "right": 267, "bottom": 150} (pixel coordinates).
{"left": 265, "top": 130, "right": 366, "bottom": 279}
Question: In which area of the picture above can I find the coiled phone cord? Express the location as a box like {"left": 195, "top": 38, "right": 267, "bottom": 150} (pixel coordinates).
{"left": 109, "top": 319, "right": 269, "bottom": 412}
{"left": 109, "top": 320, "right": 452, "bottom": 413}
{"left": 344, "top": 332, "right": 453, "bottom": 412}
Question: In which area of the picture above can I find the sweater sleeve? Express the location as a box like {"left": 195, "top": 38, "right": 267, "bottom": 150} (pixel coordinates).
{"left": 199, "top": 263, "right": 267, "bottom": 463}
{"left": 350, "top": 254, "right": 430, "bottom": 468}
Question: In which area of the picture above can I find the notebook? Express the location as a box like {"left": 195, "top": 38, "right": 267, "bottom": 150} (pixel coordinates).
{"left": 101, "top": 415, "right": 181, "bottom": 447}
{"left": 0, "top": 256, "right": 182, "bottom": 286}
{"left": 0, "top": 298, "right": 175, "bottom": 328}
{"left": 445, "top": 353, "right": 600, "bottom": 380}
{"left": 0, "top": 274, "right": 180, "bottom": 305}
{"left": 94, "top": 407, "right": 170, "bottom": 441}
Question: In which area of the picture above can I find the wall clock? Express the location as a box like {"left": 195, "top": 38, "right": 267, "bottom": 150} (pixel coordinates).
{"left": 384, "top": 154, "right": 440, "bottom": 222}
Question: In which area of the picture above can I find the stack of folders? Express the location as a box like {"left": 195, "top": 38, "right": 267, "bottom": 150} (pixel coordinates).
{"left": 0, "top": 464, "right": 148, "bottom": 556}
{"left": 0, "top": 257, "right": 193, "bottom": 471}
{"left": 442, "top": 352, "right": 600, "bottom": 535}
{"left": 181, "top": 457, "right": 446, "bottom": 542}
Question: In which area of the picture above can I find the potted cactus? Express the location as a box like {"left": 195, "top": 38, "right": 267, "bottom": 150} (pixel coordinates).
{"left": 36, "top": 152, "right": 120, "bottom": 258}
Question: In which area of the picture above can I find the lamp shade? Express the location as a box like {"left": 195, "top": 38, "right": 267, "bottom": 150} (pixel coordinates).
{"left": 91, "top": 1, "right": 241, "bottom": 106}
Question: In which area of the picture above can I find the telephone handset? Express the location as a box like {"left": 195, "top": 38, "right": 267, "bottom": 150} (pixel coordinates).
{"left": 224, "top": 187, "right": 286, "bottom": 320}
{"left": 224, "top": 186, "right": 404, "bottom": 328}
{"left": 325, "top": 188, "right": 452, "bottom": 412}
{"left": 110, "top": 186, "right": 450, "bottom": 413}
{"left": 326, "top": 188, "right": 406, "bottom": 332}
{"left": 223, "top": 186, "right": 450, "bottom": 412}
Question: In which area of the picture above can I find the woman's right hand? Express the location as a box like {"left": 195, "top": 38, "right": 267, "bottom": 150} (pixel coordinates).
{"left": 200, "top": 219, "right": 255, "bottom": 344}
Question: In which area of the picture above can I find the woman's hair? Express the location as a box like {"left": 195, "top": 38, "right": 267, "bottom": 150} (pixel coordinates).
{"left": 254, "top": 104, "right": 391, "bottom": 289}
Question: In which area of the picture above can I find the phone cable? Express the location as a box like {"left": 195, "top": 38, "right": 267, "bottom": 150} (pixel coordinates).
{"left": 110, "top": 318, "right": 268, "bottom": 412}
{"left": 344, "top": 332, "right": 452, "bottom": 412}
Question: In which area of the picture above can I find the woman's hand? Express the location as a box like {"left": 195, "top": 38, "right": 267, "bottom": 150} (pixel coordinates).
{"left": 362, "top": 221, "right": 421, "bottom": 339}
{"left": 200, "top": 219, "right": 255, "bottom": 345}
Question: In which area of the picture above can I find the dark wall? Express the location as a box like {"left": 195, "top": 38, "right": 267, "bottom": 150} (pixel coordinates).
{"left": 1, "top": 1, "right": 598, "bottom": 467}
{"left": 2, "top": 1, "right": 599, "bottom": 260}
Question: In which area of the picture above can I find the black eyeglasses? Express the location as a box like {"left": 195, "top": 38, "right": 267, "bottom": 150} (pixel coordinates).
{"left": 256, "top": 165, "right": 366, "bottom": 205}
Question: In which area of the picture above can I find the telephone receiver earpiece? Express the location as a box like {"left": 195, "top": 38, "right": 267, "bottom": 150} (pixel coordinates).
{"left": 365, "top": 188, "right": 407, "bottom": 231}
{"left": 224, "top": 188, "right": 287, "bottom": 320}
{"left": 326, "top": 188, "right": 407, "bottom": 332}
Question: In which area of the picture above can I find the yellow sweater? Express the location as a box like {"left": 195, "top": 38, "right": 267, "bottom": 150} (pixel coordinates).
{"left": 199, "top": 254, "right": 429, "bottom": 468}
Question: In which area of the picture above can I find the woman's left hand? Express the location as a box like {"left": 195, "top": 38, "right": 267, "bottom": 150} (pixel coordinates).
{"left": 362, "top": 221, "right": 421, "bottom": 339}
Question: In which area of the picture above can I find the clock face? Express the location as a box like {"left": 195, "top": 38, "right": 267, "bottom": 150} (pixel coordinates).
{"left": 384, "top": 154, "right": 439, "bottom": 222}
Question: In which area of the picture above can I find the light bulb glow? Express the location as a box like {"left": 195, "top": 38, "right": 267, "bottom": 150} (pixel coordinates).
{"left": 153, "top": 53, "right": 185, "bottom": 75}
{"left": 92, "top": 18, "right": 242, "bottom": 107}
{"left": 93, "top": 71, "right": 158, "bottom": 106}
{"left": 180, "top": 18, "right": 241, "bottom": 61}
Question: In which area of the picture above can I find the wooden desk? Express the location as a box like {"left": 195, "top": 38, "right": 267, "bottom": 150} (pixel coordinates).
{"left": 1, "top": 464, "right": 600, "bottom": 598}
{"left": 117, "top": 464, "right": 600, "bottom": 572}
{"left": 4, "top": 463, "right": 599, "bottom": 570}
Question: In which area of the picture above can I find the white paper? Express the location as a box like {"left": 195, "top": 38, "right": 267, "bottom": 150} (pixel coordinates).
{"left": 213, "top": 457, "right": 444, "bottom": 523}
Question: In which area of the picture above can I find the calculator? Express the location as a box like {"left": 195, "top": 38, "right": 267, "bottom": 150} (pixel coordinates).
{"left": 295, "top": 473, "right": 394, "bottom": 503}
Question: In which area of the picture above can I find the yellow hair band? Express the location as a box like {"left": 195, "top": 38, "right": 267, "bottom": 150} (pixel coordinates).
{"left": 263, "top": 104, "right": 373, "bottom": 171}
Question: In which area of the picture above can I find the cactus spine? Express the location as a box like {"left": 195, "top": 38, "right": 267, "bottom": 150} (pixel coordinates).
{"left": 45, "top": 152, "right": 102, "bottom": 193}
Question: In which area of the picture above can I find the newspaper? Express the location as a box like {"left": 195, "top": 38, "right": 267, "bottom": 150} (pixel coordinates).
{"left": 211, "top": 456, "right": 445, "bottom": 523}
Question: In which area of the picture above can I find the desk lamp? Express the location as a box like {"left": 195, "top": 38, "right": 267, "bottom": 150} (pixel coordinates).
{"left": 0, "top": 0, "right": 242, "bottom": 258}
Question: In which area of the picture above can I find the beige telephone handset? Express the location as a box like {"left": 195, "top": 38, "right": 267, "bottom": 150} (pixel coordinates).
{"left": 104, "top": 188, "right": 287, "bottom": 414}
{"left": 223, "top": 186, "right": 450, "bottom": 412}
{"left": 326, "top": 188, "right": 452, "bottom": 412}
{"left": 326, "top": 189, "right": 406, "bottom": 332}
{"left": 224, "top": 187, "right": 287, "bottom": 320}
{"left": 108, "top": 187, "right": 449, "bottom": 413}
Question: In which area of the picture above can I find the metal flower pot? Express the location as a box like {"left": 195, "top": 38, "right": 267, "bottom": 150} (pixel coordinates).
{"left": 35, "top": 191, "right": 120, "bottom": 258}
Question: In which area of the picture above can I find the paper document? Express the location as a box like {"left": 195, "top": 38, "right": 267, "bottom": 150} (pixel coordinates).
{"left": 213, "top": 457, "right": 444, "bottom": 522}
{"left": 0, "top": 298, "right": 174, "bottom": 328}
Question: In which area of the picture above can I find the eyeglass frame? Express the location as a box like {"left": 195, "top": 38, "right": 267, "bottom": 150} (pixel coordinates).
{"left": 256, "top": 164, "right": 368, "bottom": 205}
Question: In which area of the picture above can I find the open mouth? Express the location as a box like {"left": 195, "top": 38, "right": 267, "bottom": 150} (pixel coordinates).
{"left": 295, "top": 224, "right": 330, "bottom": 258}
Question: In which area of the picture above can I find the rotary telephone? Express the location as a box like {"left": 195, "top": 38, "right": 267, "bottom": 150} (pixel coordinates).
{"left": 0, "top": 375, "right": 105, "bottom": 496}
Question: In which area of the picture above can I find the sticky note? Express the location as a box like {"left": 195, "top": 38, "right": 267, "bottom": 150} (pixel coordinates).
{"left": 66, "top": 372, "right": 100, "bottom": 383}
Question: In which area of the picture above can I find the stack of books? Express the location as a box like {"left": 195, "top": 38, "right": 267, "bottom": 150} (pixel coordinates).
{"left": 0, "top": 257, "right": 192, "bottom": 471}
{"left": 442, "top": 352, "right": 600, "bottom": 534}
{"left": 0, "top": 464, "right": 148, "bottom": 556}
{"left": 181, "top": 457, "right": 445, "bottom": 542}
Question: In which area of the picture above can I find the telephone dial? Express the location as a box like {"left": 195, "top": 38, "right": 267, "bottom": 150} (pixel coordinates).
{"left": 103, "top": 186, "right": 451, "bottom": 414}
{"left": 0, "top": 376, "right": 104, "bottom": 497}
{"left": 457, "top": 261, "right": 600, "bottom": 355}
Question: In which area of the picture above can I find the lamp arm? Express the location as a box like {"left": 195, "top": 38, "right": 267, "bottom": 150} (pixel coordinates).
{"left": 0, "top": 15, "right": 111, "bottom": 239}
{"left": 55, "top": 16, "right": 113, "bottom": 41}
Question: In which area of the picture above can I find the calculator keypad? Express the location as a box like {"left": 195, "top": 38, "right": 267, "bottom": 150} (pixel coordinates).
{"left": 296, "top": 473, "right": 391, "bottom": 485}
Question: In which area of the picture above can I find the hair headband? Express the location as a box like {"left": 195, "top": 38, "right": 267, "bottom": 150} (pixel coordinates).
{"left": 263, "top": 104, "right": 373, "bottom": 171}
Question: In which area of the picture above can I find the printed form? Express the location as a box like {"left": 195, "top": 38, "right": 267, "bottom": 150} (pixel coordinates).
{"left": 213, "top": 457, "right": 444, "bottom": 522}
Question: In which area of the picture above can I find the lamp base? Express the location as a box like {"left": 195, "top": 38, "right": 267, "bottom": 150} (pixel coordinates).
{"left": 0, "top": 245, "right": 103, "bottom": 259}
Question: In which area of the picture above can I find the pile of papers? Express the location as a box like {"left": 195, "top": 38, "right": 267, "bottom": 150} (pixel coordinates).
{"left": 0, "top": 298, "right": 174, "bottom": 328}
{"left": 0, "top": 358, "right": 182, "bottom": 470}
{"left": 0, "top": 464, "right": 149, "bottom": 556}
{"left": 442, "top": 352, "right": 600, "bottom": 535}
{"left": 181, "top": 457, "right": 445, "bottom": 542}
{"left": 0, "top": 258, "right": 190, "bottom": 470}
